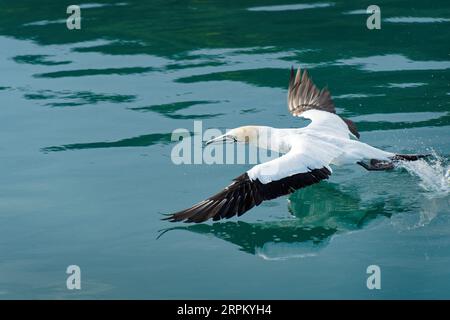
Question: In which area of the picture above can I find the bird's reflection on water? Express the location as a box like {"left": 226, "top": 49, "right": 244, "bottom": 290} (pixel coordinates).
{"left": 159, "top": 182, "right": 402, "bottom": 260}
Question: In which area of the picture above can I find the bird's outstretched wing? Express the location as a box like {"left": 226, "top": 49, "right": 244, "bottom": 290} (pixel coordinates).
{"left": 288, "top": 67, "right": 335, "bottom": 116}
{"left": 288, "top": 67, "right": 360, "bottom": 138}
{"left": 164, "top": 137, "right": 343, "bottom": 223}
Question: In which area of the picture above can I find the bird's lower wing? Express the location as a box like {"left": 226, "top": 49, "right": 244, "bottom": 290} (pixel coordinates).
{"left": 165, "top": 138, "right": 342, "bottom": 223}
{"left": 164, "top": 168, "right": 331, "bottom": 223}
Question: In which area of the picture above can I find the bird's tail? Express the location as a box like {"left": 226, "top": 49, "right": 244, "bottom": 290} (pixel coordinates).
{"left": 358, "top": 153, "right": 430, "bottom": 171}
{"left": 391, "top": 154, "right": 430, "bottom": 161}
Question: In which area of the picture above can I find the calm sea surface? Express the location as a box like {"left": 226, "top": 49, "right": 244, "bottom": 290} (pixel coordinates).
{"left": 0, "top": 0, "right": 449, "bottom": 298}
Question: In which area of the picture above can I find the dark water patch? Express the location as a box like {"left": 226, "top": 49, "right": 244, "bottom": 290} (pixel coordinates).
{"left": 58, "top": 91, "right": 136, "bottom": 104}
{"left": 24, "top": 92, "right": 56, "bottom": 100}
{"left": 176, "top": 68, "right": 287, "bottom": 88}
{"left": 42, "top": 132, "right": 175, "bottom": 152}
{"left": 240, "top": 108, "right": 259, "bottom": 114}
{"left": 160, "top": 113, "right": 223, "bottom": 120}
{"left": 354, "top": 115, "right": 450, "bottom": 132}
{"left": 44, "top": 102, "right": 86, "bottom": 107}
{"left": 129, "top": 100, "right": 224, "bottom": 119}
{"left": 13, "top": 54, "right": 71, "bottom": 66}
{"left": 351, "top": 112, "right": 448, "bottom": 123}
{"left": 340, "top": 94, "right": 450, "bottom": 117}
{"left": 22, "top": 89, "right": 136, "bottom": 107}
{"left": 164, "top": 61, "right": 226, "bottom": 71}
{"left": 34, "top": 66, "right": 153, "bottom": 78}
{"left": 0, "top": 0, "right": 448, "bottom": 61}
{"left": 322, "top": 68, "right": 450, "bottom": 116}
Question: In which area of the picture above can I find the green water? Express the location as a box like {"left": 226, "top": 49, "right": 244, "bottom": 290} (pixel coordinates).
{"left": 0, "top": 0, "right": 449, "bottom": 299}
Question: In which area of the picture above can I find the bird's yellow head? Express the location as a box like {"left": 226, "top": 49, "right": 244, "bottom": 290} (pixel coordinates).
{"left": 204, "top": 126, "right": 263, "bottom": 146}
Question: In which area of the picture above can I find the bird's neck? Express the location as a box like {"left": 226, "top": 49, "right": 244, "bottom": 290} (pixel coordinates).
{"left": 250, "top": 127, "right": 291, "bottom": 153}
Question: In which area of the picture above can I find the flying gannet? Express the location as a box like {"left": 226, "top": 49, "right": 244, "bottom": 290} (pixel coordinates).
{"left": 165, "top": 68, "right": 427, "bottom": 223}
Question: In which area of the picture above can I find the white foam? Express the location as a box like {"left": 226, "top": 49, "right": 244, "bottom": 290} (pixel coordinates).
{"left": 398, "top": 151, "right": 449, "bottom": 196}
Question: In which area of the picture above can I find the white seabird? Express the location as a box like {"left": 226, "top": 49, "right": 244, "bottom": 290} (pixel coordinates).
{"left": 165, "top": 68, "right": 428, "bottom": 223}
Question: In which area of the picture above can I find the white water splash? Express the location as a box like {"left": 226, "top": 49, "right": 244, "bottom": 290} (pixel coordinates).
{"left": 398, "top": 152, "right": 449, "bottom": 196}
{"left": 397, "top": 152, "right": 449, "bottom": 227}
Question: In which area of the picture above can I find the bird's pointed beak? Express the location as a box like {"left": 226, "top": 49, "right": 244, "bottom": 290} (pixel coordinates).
{"left": 204, "top": 134, "right": 236, "bottom": 146}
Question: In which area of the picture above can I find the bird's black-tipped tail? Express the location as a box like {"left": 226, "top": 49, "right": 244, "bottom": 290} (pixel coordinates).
{"left": 358, "top": 154, "right": 430, "bottom": 171}
{"left": 392, "top": 154, "right": 431, "bottom": 161}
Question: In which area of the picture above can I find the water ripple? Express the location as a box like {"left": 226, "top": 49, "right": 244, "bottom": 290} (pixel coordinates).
{"left": 337, "top": 54, "right": 450, "bottom": 72}
{"left": 248, "top": 2, "right": 334, "bottom": 12}
{"left": 385, "top": 17, "right": 450, "bottom": 23}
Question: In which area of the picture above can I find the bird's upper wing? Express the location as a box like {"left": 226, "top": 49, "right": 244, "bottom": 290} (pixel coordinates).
{"left": 288, "top": 67, "right": 360, "bottom": 138}
{"left": 301, "top": 109, "right": 355, "bottom": 139}
{"left": 288, "top": 67, "right": 335, "bottom": 116}
{"left": 164, "top": 136, "right": 343, "bottom": 223}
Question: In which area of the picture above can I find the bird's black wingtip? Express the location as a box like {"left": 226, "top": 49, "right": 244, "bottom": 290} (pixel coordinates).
{"left": 289, "top": 66, "right": 295, "bottom": 80}
{"left": 160, "top": 212, "right": 177, "bottom": 222}
{"left": 161, "top": 211, "right": 191, "bottom": 223}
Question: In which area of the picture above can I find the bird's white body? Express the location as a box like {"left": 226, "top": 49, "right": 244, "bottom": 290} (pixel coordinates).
{"left": 246, "top": 110, "right": 394, "bottom": 184}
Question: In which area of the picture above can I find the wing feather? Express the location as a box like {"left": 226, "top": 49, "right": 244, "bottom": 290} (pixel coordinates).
{"left": 288, "top": 67, "right": 335, "bottom": 115}
{"left": 288, "top": 67, "right": 360, "bottom": 139}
